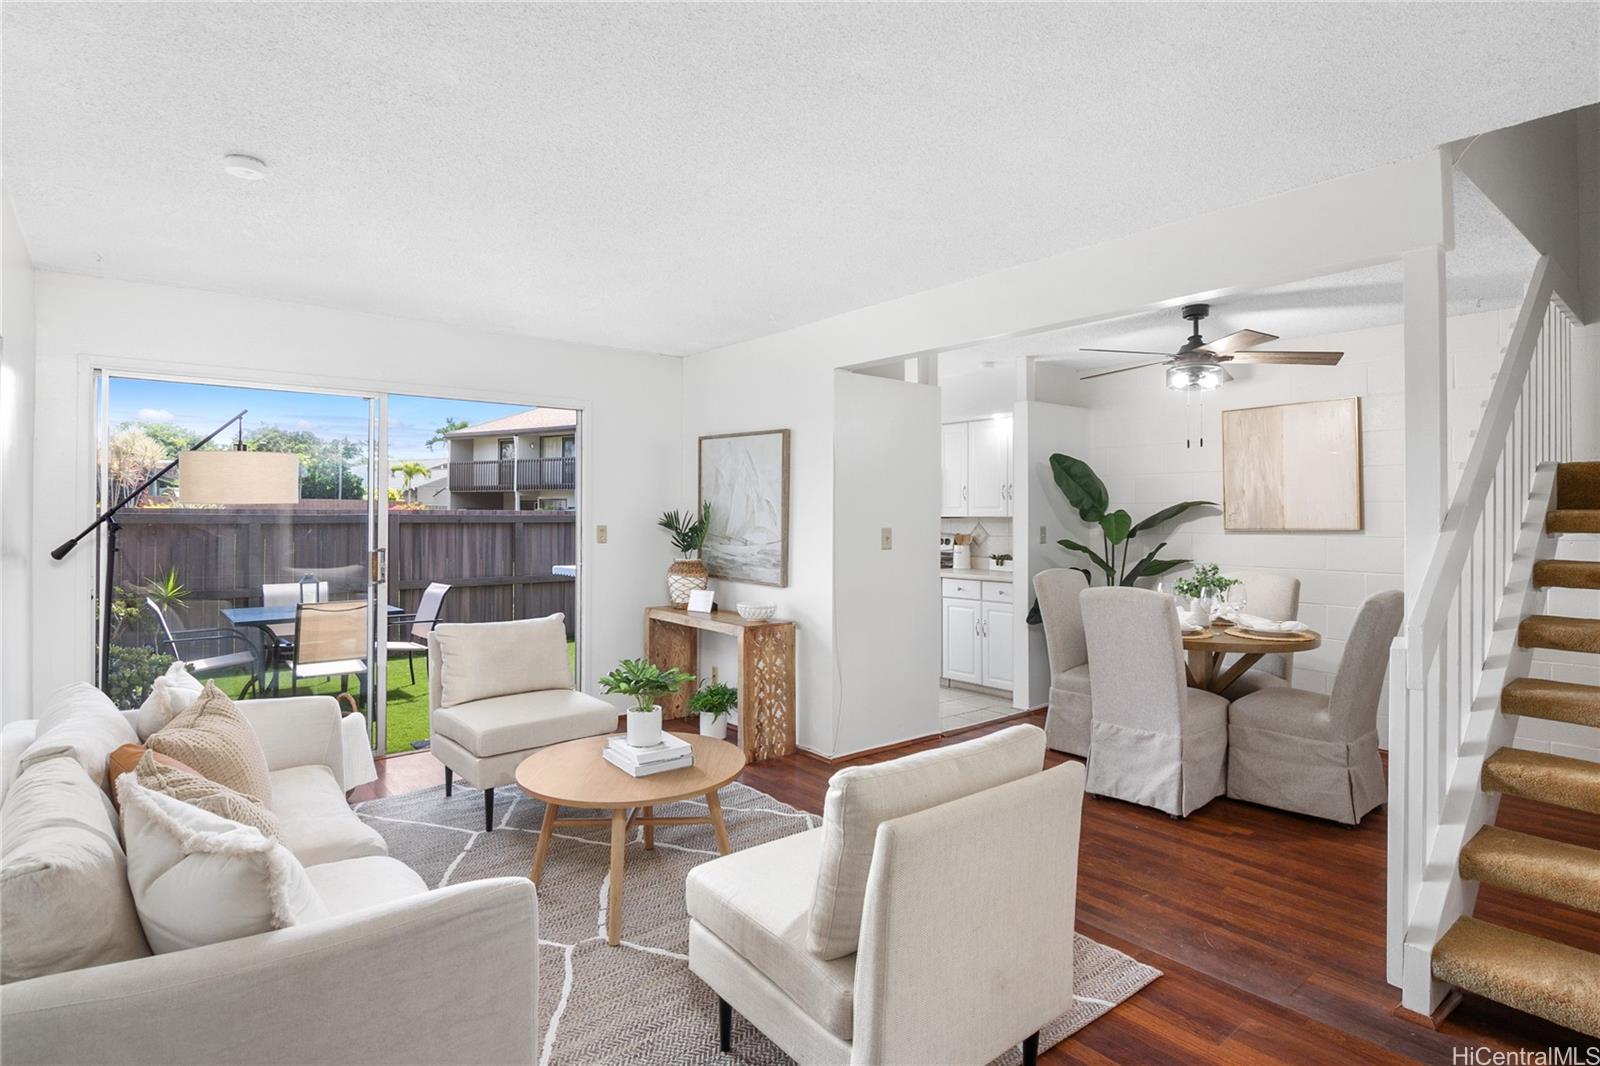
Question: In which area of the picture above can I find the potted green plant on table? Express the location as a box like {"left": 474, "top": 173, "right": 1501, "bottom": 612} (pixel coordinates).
{"left": 600, "top": 658, "right": 696, "bottom": 748}
{"left": 1171, "top": 563, "right": 1239, "bottom": 622}
{"left": 658, "top": 503, "right": 713, "bottom": 606}
{"left": 687, "top": 679, "right": 738, "bottom": 741}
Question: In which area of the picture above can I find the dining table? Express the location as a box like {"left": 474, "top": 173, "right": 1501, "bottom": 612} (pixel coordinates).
{"left": 221, "top": 603, "right": 405, "bottom": 695}
{"left": 1181, "top": 621, "right": 1321, "bottom": 694}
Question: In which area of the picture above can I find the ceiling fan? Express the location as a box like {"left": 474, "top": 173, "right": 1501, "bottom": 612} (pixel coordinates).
{"left": 1079, "top": 303, "right": 1343, "bottom": 391}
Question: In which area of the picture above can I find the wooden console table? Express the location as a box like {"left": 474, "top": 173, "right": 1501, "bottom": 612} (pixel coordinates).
{"left": 644, "top": 606, "right": 797, "bottom": 762}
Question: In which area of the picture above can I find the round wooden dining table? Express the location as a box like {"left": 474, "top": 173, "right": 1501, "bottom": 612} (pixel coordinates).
{"left": 1181, "top": 622, "right": 1321, "bottom": 694}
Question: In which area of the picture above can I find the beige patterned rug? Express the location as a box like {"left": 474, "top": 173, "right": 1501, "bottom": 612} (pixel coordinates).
{"left": 357, "top": 779, "right": 1159, "bottom": 1065}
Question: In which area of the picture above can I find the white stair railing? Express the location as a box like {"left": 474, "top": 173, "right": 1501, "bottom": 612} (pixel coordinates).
{"left": 1387, "top": 254, "right": 1578, "bottom": 1014}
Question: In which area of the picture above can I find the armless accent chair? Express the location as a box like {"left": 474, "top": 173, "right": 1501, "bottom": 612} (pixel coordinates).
{"left": 1225, "top": 589, "right": 1403, "bottom": 825}
{"left": 1034, "top": 568, "right": 1092, "bottom": 756}
{"left": 1080, "top": 586, "right": 1228, "bottom": 818}
{"left": 686, "top": 725, "right": 1085, "bottom": 1066}
{"left": 1221, "top": 571, "right": 1302, "bottom": 700}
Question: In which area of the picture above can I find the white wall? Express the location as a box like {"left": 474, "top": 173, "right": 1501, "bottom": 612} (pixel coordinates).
{"left": 0, "top": 190, "right": 37, "bottom": 722}
{"left": 832, "top": 371, "right": 942, "bottom": 753}
{"left": 26, "top": 272, "right": 684, "bottom": 710}
{"left": 1071, "top": 309, "right": 1520, "bottom": 711}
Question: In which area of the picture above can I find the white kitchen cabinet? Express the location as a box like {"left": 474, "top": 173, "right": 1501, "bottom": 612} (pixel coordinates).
{"left": 966, "top": 417, "right": 1012, "bottom": 517}
{"left": 941, "top": 597, "right": 982, "bottom": 685}
{"left": 979, "top": 600, "right": 1014, "bottom": 689}
{"left": 941, "top": 417, "right": 1012, "bottom": 517}
{"left": 940, "top": 422, "right": 970, "bottom": 516}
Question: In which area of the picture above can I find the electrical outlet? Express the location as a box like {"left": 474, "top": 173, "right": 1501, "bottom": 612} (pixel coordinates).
{"left": 880, "top": 527, "right": 893, "bottom": 550}
{"left": 596, "top": 525, "right": 608, "bottom": 544}
{"left": 1039, "top": 525, "right": 1047, "bottom": 545}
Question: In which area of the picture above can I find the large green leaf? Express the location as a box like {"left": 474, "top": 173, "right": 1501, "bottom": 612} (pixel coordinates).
{"left": 1128, "top": 500, "right": 1215, "bottom": 539}
{"left": 1050, "top": 454, "right": 1108, "bottom": 523}
{"left": 1057, "top": 537, "right": 1114, "bottom": 579}
{"left": 1099, "top": 509, "right": 1133, "bottom": 545}
{"left": 1123, "top": 547, "right": 1192, "bottom": 585}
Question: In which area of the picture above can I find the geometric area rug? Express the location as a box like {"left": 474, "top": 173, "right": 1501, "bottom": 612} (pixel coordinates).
{"left": 357, "top": 779, "right": 1160, "bottom": 1066}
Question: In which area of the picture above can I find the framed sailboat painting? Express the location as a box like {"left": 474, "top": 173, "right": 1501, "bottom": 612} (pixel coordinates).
{"left": 698, "top": 429, "right": 790, "bottom": 587}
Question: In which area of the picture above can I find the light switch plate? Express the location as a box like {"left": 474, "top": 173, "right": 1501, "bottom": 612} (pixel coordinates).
{"left": 880, "top": 527, "right": 893, "bottom": 550}
{"left": 1040, "top": 525, "right": 1047, "bottom": 544}
{"left": 596, "top": 525, "right": 608, "bottom": 544}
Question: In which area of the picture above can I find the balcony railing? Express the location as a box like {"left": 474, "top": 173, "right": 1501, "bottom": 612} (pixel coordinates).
{"left": 448, "top": 457, "right": 576, "bottom": 493}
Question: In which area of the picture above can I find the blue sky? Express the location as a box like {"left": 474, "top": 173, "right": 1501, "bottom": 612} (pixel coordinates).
{"left": 109, "top": 378, "right": 538, "bottom": 460}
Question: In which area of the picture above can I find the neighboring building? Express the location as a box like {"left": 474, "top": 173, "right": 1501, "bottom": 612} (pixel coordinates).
{"left": 387, "top": 458, "right": 450, "bottom": 507}
{"left": 442, "top": 407, "right": 577, "bottom": 511}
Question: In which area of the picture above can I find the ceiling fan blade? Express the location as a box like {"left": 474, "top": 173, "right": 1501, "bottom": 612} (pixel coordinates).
{"left": 1198, "top": 328, "right": 1278, "bottom": 356}
{"left": 1078, "top": 347, "right": 1173, "bottom": 357}
{"left": 1225, "top": 350, "right": 1344, "bottom": 366}
{"left": 1080, "top": 360, "right": 1170, "bottom": 381}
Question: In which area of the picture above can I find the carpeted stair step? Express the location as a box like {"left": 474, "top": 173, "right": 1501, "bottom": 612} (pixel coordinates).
{"left": 1482, "top": 748, "right": 1600, "bottom": 816}
{"left": 1557, "top": 462, "right": 1600, "bottom": 510}
{"left": 1518, "top": 615, "right": 1600, "bottom": 655}
{"left": 1432, "top": 917, "right": 1600, "bottom": 1038}
{"left": 1532, "top": 559, "right": 1600, "bottom": 590}
{"left": 1501, "top": 678, "right": 1600, "bottom": 729}
{"left": 1459, "top": 826, "right": 1600, "bottom": 915}
{"left": 1548, "top": 510, "right": 1600, "bottom": 534}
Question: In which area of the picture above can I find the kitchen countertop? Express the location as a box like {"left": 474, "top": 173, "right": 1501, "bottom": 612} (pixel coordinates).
{"left": 939, "top": 568, "right": 1014, "bottom": 583}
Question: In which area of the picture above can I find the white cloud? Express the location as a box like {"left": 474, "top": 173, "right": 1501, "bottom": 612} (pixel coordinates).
{"left": 136, "top": 408, "right": 175, "bottom": 422}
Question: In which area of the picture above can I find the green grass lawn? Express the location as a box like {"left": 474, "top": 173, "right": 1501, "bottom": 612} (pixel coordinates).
{"left": 213, "top": 641, "right": 576, "bottom": 755}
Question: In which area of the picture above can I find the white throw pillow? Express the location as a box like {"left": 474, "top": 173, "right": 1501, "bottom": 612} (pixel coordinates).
{"left": 136, "top": 662, "right": 206, "bottom": 739}
{"left": 117, "top": 775, "right": 328, "bottom": 953}
{"left": 18, "top": 683, "right": 139, "bottom": 792}
{"left": 1, "top": 757, "right": 151, "bottom": 981}
{"left": 433, "top": 614, "right": 571, "bottom": 707}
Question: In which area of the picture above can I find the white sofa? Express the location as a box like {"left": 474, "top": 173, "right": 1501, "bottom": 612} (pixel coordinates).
{"left": 0, "top": 692, "right": 539, "bottom": 1066}
{"left": 686, "top": 724, "right": 1086, "bottom": 1066}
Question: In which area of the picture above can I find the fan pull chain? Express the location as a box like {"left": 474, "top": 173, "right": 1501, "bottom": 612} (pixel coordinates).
{"left": 1199, "top": 394, "right": 1206, "bottom": 449}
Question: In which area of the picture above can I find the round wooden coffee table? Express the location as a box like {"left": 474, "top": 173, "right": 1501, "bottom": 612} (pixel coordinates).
{"left": 515, "top": 733, "right": 746, "bottom": 945}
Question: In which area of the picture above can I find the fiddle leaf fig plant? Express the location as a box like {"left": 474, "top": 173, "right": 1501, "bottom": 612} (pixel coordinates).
{"left": 1047, "top": 453, "right": 1213, "bottom": 587}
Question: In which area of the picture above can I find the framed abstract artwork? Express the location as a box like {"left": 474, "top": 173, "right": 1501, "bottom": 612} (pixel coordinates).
{"left": 698, "top": 429, "right": 790, "bottom": 587}
{"left": 1221, "top": 397, "right": 1363, "bottom": 532}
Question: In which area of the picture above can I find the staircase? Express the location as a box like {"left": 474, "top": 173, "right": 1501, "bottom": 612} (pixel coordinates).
{"left": 1390, "top": 257, "right": 1598, "bottom": 1037}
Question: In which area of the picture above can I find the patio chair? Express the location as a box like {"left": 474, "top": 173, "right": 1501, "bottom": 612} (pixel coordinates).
{"left": 262, "top": 579, "right": 328, "bottom": 690}
{"left": 146, "top": 598, "right": 261, "bottom": 696}
{"left": 285, "top": 600, "right": 370, "bottom": 707}
{"left": 386, "top": 582, "right": 451, "bottom": 684}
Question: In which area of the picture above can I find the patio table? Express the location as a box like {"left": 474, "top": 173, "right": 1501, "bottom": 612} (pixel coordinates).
{"left": 222, "top": 603, "right": 404, "bottom": 694}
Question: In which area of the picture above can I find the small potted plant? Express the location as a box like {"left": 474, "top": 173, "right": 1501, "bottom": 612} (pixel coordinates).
{"left": 600, "top": 658, "right": 695, "bottom": 748}
{"left": 687, "top": 679, "right": 738, "bottom": 740}
{"left": 658, "top": 503, "right": 712, "bottom": 606}
{"left": 989, "top": 552, "right": 1013, "bottom": 572}
{"left": 1171, "top": 563, "right": 1239, "bottom": 621}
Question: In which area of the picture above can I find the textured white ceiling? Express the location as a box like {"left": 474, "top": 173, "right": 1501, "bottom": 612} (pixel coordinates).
{"left": 4, "top": 3, "right": 1596, "bottom": 355}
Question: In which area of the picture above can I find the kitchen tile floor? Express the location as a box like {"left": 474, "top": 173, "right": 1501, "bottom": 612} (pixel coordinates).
{"left": 938, "top": 686, "right": 1018, "bottom": 733}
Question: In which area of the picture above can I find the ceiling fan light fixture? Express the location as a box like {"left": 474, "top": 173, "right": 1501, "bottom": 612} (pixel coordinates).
{"left": 1166, "top": 364, "right": 1228, "bottom": 392}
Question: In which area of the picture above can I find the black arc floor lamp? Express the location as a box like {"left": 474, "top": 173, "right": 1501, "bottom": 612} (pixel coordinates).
{"left": 51, "top": 409, "right": 299, "bottom": 688}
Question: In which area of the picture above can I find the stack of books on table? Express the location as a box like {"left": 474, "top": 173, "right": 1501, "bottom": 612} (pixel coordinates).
{"left": 603, "top": 733, "right": 694, "bottom": 777}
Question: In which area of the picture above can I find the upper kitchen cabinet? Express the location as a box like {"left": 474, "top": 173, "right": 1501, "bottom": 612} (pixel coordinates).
{"left": 941, "top": 416, "right": 1012, "bottom": 517}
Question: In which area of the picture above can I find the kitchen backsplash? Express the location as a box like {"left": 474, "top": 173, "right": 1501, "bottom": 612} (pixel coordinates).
{"left": 941, "top": 517, "right": 1012, "bottom": 564}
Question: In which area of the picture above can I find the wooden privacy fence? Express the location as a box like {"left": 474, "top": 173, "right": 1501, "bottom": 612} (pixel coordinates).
{"left": 114, "top": 507, "right": 576, "bottom": 640}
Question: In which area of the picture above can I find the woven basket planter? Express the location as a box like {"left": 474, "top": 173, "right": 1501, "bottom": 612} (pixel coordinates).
{"left": 667, "top": 558, "right": 709, "bottom": 605}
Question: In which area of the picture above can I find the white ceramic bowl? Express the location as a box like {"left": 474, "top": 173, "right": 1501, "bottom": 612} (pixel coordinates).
{"left": 736, "top": 602, "right": 777, "bottom": 621}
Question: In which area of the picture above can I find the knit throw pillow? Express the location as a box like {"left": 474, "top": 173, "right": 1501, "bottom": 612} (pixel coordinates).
{"left": 133, "top": 751, "right": 283, "bottom": 841}
{"left": 146, "top": 683, "right": 272, "bottom": 806}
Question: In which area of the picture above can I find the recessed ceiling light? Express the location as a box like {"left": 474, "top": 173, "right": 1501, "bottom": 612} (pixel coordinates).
{"left": 222, "top": 154, "right": 268, "bottom": 181}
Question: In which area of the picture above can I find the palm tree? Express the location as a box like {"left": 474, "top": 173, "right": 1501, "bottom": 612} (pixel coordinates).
{"left": 391, "top": 460, "right": 433, "bottom": 501}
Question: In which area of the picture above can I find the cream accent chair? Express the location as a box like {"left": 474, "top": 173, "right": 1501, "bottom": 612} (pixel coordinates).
{"left": 1035, "top": 568, "right": 1092, "bottom": 756}
{"left": 428, "top": 614, "right": 617, "bottom": 831}
{"left": 1226, "top": 590, "right": 1403, "bottom": 825}
{"left": 686, "top": 724, "right": 1084, "bottom": 1066}
{"left": 1081, "top": 587, "right": 1228, "bottom": 818}
{"left": 1220, "top": 571, "right": 1302, "bottom": 700}
{"left": 0, "top": 688, "right": 538, "bottom": 1065}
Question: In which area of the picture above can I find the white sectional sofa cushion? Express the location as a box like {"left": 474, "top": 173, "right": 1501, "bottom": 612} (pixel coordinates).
{"left": 807, "top": 723, "right": 1046, "bottom": 960}
{"left": 432, "top": 614, "right": 571, "bottom": 707}
{"left": 0, "top": 756, "right": 151, "bottom": 982}
{"left": 268, "top": 764, "right": 387, "bottom": 866}
{"left": 118, "top": 776, "right": 329, "bottom": 953}
{"left": 17, "top": 683, "right": 139, "bottom": 792}
{"left": 305, "top": 855, "right": 429, "bottom": 917}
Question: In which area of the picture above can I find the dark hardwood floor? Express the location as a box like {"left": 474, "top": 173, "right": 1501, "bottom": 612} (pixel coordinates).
{"left": 352, "top": 713, "right": 1600, "bottom": 1063}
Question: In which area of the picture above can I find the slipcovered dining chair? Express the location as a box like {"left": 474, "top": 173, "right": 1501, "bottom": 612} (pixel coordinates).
{"left": 1221, "top": 571, "right": 1302, "bottom": 700}
{"left": 1226, "top": 590, "right": 1403, "bottom": 825}
{"left": 387, "top": 581, "right": 451, "bottom": 683}
{"left": 1080, "top": 586, "right": 1228, "bottom": 818}
{"left": 1034, "top": 568, "right": 1091, "bottom": 756}
{"left": 285, "top": 600, "right": 370, "bottom": 706}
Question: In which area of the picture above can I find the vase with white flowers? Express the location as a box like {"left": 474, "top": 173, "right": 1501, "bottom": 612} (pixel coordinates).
{"left": 600, "top": 658, "right": 695, "bottom": 748}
